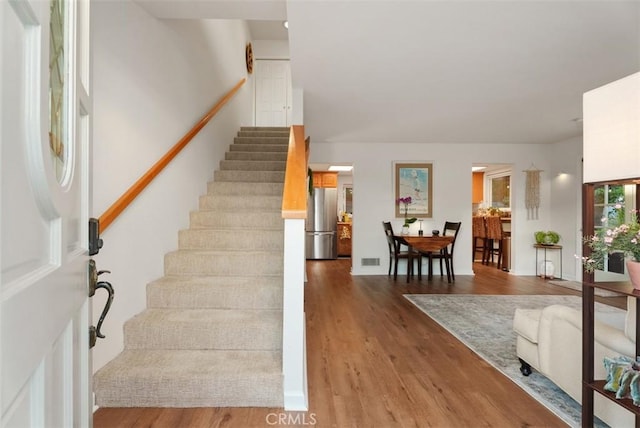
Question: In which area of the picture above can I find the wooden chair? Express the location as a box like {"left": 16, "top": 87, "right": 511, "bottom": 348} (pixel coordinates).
{"left": 424, "top": 221, "right": 461, "bottom": 281}
{"left": 382, "top": 221, "right": 420, "bottom": 281}
{"left": 472, "top": 216, "right": 488, "bottom": 264}
{"left": 485, "top": 216, "right": 504, "bottom": 269}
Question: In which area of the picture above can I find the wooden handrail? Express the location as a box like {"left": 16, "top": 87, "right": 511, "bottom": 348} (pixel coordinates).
{"left": 99, "top": 78, "right": 246, "bottom": 232}
{"left": 282, "top": 125, "right": 308, "bottom": 219}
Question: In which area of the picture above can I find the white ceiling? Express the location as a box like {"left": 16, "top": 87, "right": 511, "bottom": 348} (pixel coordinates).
{"left": 137, "top": 0, "right": 640, "bottom": 146}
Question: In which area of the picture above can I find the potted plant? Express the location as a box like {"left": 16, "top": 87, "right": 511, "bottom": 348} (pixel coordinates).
{"left": 582, "top": 207, "right": 640, "bottom": 288}
{"left": 535, "top": 230, "right": 560, "bottom": 245}
{"left": 396, "top": 196, "right": 417, "bottom": 235}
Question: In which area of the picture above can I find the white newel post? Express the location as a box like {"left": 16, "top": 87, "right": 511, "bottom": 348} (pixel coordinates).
{"left": 282, "top": 218, "right": 308, "bottom": 410}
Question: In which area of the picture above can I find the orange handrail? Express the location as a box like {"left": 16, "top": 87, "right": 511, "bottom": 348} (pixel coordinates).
{"left": 281, "top": 125, "right": 308, "bottom": 219}
{"left": 99, "top": 78, "right": 246, "bottom": 232}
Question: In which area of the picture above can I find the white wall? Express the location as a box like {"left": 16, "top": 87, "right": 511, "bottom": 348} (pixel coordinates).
{"left": 548, "top": 137, "right": 583, "bottom": 281}
{"left": 91, "top": 2, "right": 253, "bottom": 371}
{"left": 253, "top": 40, "right": 289, "bottom": 59}
{"left": 309, "top": 140, "right": 582, "bottom": 278}
{"left": 583, "top": 71, "right": 640, "bottom": 183}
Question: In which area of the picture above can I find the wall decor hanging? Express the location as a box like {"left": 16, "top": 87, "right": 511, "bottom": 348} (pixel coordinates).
{"left": 245, "top": 43, "right": 254, "bottom": 74}
{"left": 524, "top": 165, "right": 542, "bottom": 220}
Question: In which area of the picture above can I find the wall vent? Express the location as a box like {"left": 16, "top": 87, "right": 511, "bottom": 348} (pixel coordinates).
{"left": 361, "top": 258, "right": 380, "bottom": 266}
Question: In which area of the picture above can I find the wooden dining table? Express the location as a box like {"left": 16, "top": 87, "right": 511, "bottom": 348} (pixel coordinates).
{"left": 399, "top": 235, "right": 455, "bottom": 282}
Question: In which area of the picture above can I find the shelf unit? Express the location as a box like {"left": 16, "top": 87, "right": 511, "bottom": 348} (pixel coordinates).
{"left": 582, "top": 179, "right": 640, "bottom": 427}
{"left": 582, "top": 282, "right": 640, "bottom": 426}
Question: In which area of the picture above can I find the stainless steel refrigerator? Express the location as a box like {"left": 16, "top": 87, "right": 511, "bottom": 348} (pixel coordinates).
{"left": 305, "top": 187, "right": 338, "bottom": 259}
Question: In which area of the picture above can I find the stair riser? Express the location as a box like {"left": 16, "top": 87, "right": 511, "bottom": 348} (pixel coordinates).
{"left": 190, "top": 211, "right": 283, "bottom": 229}
{"left": 225, "top": 151, "right": 287, "bottom": 161}
{"left": 214, "top": 170, "right": 285, "bottom": 183}
{"left": 179, "top": 229, "right": 283, "bottom": 250}
{"left": 164, "top": 252, "right": 284, "bottom": 276}
{"left": 147, "top": 282, "right": 283, "bottom": 309}
{"left": 241, "top": 126, "right": 289, "bottom": 132}
{"left": 93, "top": 349, "right": 283, "bottom": 408}
{"left": 233, "top": 137, "right": 289, "bottom": 145}
{"left": 124, "top": 314, "right": 282, "bottom": 350}
{"left": 237, "top": 131, "right": 289, "bottom": 138}
{"left": 219, "top": 160, "right": 286, "bottom": 171}
{"left": 198, "top": 195, "right": 282, "bottom": 211}
{"left": 229, "top": 144, "right": 288, "bottom": 153}
{"left": 95, "top": 375, "right": 284, "bottom": 407}
{"left": 207, "top": 181, "right": 283, "bottom": 196}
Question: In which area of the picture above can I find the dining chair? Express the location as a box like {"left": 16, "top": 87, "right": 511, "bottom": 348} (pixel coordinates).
{"left": 472, "top": 216, "right": 488, "bottom": 264}
{"left": 485, "top": 215, "right": 505, "bottom": 269}
{"left": 427, "top": 221, "right": 461, "bottom": 281}
{"left": 382, "top": 221, "right": 420, "bottom": 280}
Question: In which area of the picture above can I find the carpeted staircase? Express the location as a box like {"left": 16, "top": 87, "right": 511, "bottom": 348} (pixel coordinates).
{"left": 93, "top": 127, "right": 290, "bottom": 408}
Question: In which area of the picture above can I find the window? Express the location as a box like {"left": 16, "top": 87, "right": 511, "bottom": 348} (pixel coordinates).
{"left": 487, "top": 171, "right": 511, "bottom": 209}
{"left": 593, "top": 184, "right": 635, "bottom": 274}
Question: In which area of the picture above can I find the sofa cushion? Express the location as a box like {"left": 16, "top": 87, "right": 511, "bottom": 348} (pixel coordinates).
{"left": 513, "top": 308, "right": 542, "bottom": 344}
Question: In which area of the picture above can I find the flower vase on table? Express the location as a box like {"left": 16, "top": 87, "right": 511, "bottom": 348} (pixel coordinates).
{"left": 397, "top": 196, "right": 417, "bottom": 237}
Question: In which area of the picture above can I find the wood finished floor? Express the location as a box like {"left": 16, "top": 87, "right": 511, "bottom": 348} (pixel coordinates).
{"left": 93, "top": 260, "right": 624, "bottom": 428}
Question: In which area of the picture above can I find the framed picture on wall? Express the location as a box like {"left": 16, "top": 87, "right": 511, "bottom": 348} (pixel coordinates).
{"left": 394, "top": 162, "right": 433, "bottom": 218}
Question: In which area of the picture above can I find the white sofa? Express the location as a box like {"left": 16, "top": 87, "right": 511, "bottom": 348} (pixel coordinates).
{"left": 513, "top": 297, "right": 637, "bottom": 427}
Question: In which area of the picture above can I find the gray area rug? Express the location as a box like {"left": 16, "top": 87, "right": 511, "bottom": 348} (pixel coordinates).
{"left": 547, "top": 279, "right": 624, "bottom": 297}
{"left": 403, "top": 294, "right": 620, "bottom": 428}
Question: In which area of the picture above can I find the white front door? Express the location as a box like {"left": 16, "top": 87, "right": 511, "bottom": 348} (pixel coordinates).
{"left": 1, "top": 0, "right": 92, "bottom": 426}
{"left": 255, "top": 60, "right": 292, "bottom": 127}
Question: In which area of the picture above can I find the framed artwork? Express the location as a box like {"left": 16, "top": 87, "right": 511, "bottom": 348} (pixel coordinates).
{"left": 394, "top": 163, "right": 433, "bottom": 218}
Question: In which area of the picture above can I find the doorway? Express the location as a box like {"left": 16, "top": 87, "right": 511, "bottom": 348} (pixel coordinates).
{"left": 254, "top": 59, "right": 292, "bottom": 127}
{"left": 472, "top": 164, "right": 513, "bottom": 272}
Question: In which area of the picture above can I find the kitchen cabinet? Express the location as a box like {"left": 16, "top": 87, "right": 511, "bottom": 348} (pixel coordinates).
{"left": 312, "top": 172, "right": 338, "bottom": 188}
{"left": 337, "top": 222, "right": 352, "bottom": 257}
{"left": 472, "top": 172, "right": 484, "bottom": 203}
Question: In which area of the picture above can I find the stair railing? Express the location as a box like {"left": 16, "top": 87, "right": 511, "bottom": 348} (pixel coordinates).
{"left": 98, "top": 78, "right": 246, "bottom": 232}
{"left": 281, "top": 125, "right": 308, "bottom": 219}
{"left": 281, "top": 125, "right": 309, "bottom": 410}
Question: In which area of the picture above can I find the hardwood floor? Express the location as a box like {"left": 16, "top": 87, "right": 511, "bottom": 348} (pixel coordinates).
{"left": 93, "top": 260, "right": 624, "bottom": 427}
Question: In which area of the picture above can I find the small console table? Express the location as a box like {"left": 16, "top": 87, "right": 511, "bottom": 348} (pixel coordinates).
{"left": 534, "top": 244, "right": 562, "bottom": 279}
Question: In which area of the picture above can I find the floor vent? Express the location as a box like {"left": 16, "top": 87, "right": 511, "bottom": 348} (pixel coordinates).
{"left": 361, "top": 258, "right": 380, "bottom": 266}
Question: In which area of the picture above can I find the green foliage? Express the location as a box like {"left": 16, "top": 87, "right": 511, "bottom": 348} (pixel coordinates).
{"left": 582, "top": 210, "right": 640, "bottom": 273}
{"left": 535, "top": 231, "right": 560, "bottom": 245}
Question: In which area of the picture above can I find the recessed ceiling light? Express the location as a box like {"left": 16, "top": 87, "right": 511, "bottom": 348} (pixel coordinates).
{"left": 283, "top": 21, "right": 288, "bottom": 29}
{"left": 329, "top": 165, "right": 353, "bottom": 172}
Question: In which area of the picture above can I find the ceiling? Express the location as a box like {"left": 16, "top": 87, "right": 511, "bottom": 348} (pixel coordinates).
{"left": 137, "top": 0, "right": 640, "bottom": 146}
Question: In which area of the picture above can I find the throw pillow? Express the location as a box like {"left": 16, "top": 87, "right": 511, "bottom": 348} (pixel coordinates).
{"left": 604, "top": 355, "right": 634, "bottom": 392}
